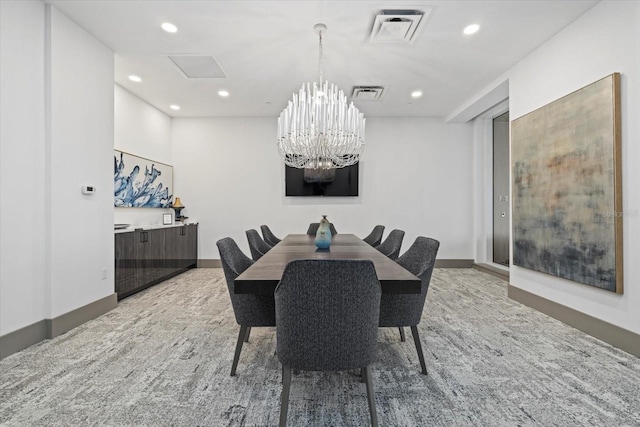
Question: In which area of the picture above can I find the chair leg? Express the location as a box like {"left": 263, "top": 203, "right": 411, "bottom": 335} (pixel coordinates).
{"left": 399, "top": 327, "right": 406, "bottom": 342}
{"left": 363, "top": 365, "right": 378, "bottom": 427}
{"left": 230, "top": 325, "right": 248, "bottom": 376}
{"left": 279, "top": 365, "right": 293, "bottom": 427}
{"left": 244, "top": 326, "right": 251, "bottom": 343}
{"left": 410, "top": 326, "right": 428, "bottom": 375}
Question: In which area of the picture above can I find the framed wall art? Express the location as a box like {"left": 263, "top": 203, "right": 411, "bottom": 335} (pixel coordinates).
{"left": 511, "top": 73, "right": 622, "bottom": 293}
{"left": 114, "top": 150, "right": 174, "bottom": 208}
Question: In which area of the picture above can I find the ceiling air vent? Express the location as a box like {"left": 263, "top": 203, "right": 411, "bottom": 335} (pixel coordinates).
{"left": 351, "top": 86, "right": 385, "bottom": 101}
{"left": 168, "top": 55, "right": 226, "bottom": 78}
{"left": 369, "top": 9, "right": 431, "bottom": 44}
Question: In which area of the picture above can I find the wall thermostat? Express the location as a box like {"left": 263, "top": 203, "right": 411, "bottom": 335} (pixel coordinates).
{"left": 81, "top": 185, "right": 96, "bottom": 195}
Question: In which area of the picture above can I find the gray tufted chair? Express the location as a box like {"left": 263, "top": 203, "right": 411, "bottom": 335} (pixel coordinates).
{"left": 375, "top": 229, "right": 405, "bottom": 260}
{"left": 379, "top": 237, "right": 439, "bottom": 375}
{"left": 275, "top": 259, "right": 381, "bottom": 427}
{"left": 216, "top": 237, "right": 276, "bottom": 376}
{"left": 306, "top": 222, "right": 338, "bottom": 236}
{"left": 246, "top": 229, "right": 273, "bottom": 261}
{"left": 260, "top": 225, "right": 282, "bottom": 246}
{"left": 362, "top": 225, "right": 385, "bottom": 247}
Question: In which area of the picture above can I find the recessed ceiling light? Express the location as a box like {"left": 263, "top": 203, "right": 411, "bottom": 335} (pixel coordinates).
{"left": 170, "top": 105, "right": 180, "bottom": 110}
{"left": 128, "top": 75, "right": 142, "bottom": 82}
{"left": 161, "top": 22, "right": 178, "bottom": 33}
{"left": 411, "top": 90, "right": 423, "bottom": 98}
{"left": 463, "top": 24, "right": 480, "bottom": 35}
{"left": 218, "top": 90, "right": 229, "bottom": 97}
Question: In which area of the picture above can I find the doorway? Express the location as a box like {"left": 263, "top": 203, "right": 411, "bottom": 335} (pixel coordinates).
{"left": 492, "top": 111, "right": 510, "bottom": 266}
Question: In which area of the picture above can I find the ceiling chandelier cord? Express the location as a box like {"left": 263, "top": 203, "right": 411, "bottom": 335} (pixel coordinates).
{"left": 277, "top": 23, "right": 365, "bottom": 170}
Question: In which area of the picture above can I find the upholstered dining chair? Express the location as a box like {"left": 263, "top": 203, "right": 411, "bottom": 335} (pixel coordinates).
{"left": 275, "top": 259, "right": 381, "bottom": 427}
{"left": 246, "top": 229, "right": 273, "bottom": 261}
{"left": 379, "top": 237, "right": 439, "bottom": 375}
{"left": 306, "top": 222, "right": 338, "bottom": 235}
{"left": 260, "top": 225, "right": 281, "bottom": 246}
{"left": 216, "top": 237, "right": 276, "bottom": 376}
{"left": 375, "top": 229, "right": 405, "bottom": 260}
{"left": 362, "top": 225, "right": 385, "bottom": 247}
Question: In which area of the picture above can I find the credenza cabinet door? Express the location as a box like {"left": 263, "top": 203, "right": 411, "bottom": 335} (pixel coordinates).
{"left": 115, "top": 232, "right": 137, "bottom": 295}
{"left": 136, "top": 228, "right": 166, "bottom": 286}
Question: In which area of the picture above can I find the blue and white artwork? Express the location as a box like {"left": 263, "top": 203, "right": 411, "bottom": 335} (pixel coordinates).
{"left": 114, "top": 150, "right": 173, "bottom": 208}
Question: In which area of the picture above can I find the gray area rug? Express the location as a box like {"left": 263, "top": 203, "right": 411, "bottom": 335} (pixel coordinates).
{"left": 1, "top": 268, "right": 639, "bottom": 426}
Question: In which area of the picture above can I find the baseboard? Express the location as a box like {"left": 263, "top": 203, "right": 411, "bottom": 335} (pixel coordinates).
{"left": 0, "top": 293, "right": 118, "bottom": 360}
{"left": 434, "top": 259, "right": 474, "bottom": 268}
{"left": 474, "top": 263, "right": 510, "bottom": 281}
{"left": 508, "top": 285, "right": 640, "bottom": 357}
{"left": 198, "top": 259, "right": 221, "bottom": 268}
{"left": 199, "top": 259, "right": 472, "bottom": 269}
{"left": 0, "top": 320, "right": 48, "bottom": 359}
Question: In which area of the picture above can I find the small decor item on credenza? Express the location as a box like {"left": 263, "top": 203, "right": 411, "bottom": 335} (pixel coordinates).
{"left": 171, "top": 197, "right": 188, "bottom": 222}
{"left": 314, "top": 215, "right": 332, "bottom": 249}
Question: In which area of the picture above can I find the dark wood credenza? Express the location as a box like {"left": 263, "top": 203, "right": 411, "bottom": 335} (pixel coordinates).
{"left": 115, "top": 224, "right": 198, "bottom": 300}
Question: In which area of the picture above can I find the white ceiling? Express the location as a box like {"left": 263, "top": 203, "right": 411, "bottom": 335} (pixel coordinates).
{"left": 47, "top": 0, "right": 598, "bottom": 119}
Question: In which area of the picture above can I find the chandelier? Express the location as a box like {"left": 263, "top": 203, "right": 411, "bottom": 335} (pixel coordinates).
{"left": 277, "top": 23, "right": 365, "bottom": 170}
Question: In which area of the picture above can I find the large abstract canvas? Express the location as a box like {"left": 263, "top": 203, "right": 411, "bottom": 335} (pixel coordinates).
{"left": 511, "top": 73, "right": 622, "bottom": 293}
{"left": 114, "top": 150, "right": 173, "bottom": 208}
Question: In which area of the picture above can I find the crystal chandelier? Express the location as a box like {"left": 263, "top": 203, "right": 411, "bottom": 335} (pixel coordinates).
{"left": 277, "top": 23, "right": 365, "bottom": 169}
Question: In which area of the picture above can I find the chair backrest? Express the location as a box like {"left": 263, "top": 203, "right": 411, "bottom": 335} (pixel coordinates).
{"left": 376, "top": 229, "right": 405, "bottom": 260}
{"left": 260, "top": 225, "right": 281, "bottom": 246}
{"left": 306, "top": 222, "right": 338, "bottom": 235}
{"left": 275, "top": 259, "right": 381, "bottom": 371}
{"left": 246, "top": 229, "right": 272, "bottom": 261}
{"left": 379, "top": 237, "right": 439, "bottom": 327}
{"left": 216, "top": 237, "right": 276, "bottom": 327}
{"left": 363, "top": 225, "right": 385, "bottom": 247}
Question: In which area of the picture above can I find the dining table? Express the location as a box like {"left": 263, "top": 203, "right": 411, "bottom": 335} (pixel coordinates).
{"left": 234, "top": 233, "right": 421, "bottom": 295}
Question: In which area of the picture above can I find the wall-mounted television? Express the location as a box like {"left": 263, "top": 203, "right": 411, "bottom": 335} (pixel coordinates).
{"left": 285, "top": 163, "right": 359, "bottom": 197}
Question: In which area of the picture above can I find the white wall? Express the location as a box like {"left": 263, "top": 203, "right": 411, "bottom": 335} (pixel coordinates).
{"left": 114, "top": 84, "right": 173, "bottom": 225}
{"left": 0, "top": 2, "right": 116, "bottom": 337}
{"left": 48, "top": 7, "right": 115, "bottom": 317}
{"left": 171, "top": 117, "right": 474, "bottom": 260}
{"left": 478, "top": 1, "right": 640, "bottom": 334}
{"left": 0, "top": 1, "right": 47, "bottom": 335}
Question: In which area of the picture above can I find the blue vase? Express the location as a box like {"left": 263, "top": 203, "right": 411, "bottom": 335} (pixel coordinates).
{"left": 314, "top": 215, "right": 332, "bottom": 249}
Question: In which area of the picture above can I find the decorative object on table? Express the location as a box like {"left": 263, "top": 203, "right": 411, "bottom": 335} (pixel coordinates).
{"left": 276, "top": 23, "right": 365, "bottom": 172}
{"left": 163, "top": 213, "right": 173, "bottom": 225}
{"left": 171, "top": 197, "right": 187, "bottom": 222}
{"left": 511, "top": 73, "right": 622, "bottom": 293}
{"left": 314, "top": 215, "right": 332, "bottom": 249}
{"left": 114, "top": 150, "right": 173, "bottom": 208}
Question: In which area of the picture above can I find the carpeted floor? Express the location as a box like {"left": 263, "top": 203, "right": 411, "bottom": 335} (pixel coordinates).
{"left": 1, "top": 268, "right": 639, "bottom": 426}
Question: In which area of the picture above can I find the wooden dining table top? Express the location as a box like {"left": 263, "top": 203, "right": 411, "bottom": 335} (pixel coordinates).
{"left": 234, "top": 234, "right": 421, "bottom": 295}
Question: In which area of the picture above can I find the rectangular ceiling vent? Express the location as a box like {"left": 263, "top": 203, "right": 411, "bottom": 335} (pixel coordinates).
{"left": 168, "top": 55, "right": 226, "bottom": 78}
{"left": 369, "top": 9, "right": 431, "bottom": 44}
{"left": 351, "top": 86, "right": 385, "bottom": 101}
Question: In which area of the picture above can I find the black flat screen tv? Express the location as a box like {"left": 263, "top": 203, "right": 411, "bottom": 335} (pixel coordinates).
{"left": 285, "top": 163, "right": 359, "bottom": 197}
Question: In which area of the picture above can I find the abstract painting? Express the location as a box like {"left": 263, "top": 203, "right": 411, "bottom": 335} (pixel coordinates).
{"left": 114, "top": 150, "right": 173, "bottom": 208}
{"left": 511, "top": 73, "right": 622, "bottom": 293}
